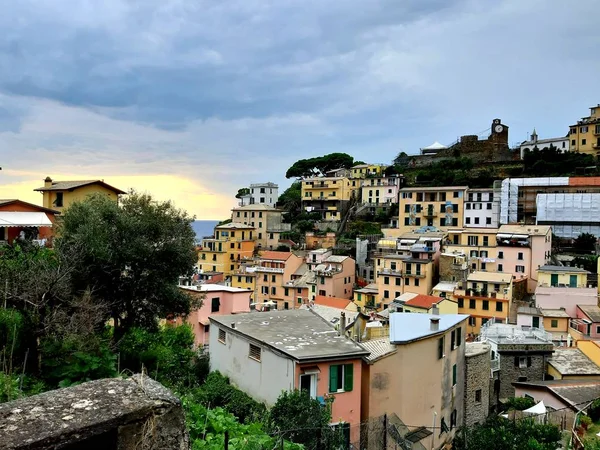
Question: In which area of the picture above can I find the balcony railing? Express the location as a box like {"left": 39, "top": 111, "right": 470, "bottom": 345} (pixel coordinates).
{"left": 455, "top": 289, "right": 507, "bottom": 300}
{"left": 491, "top": 358, "right": 500, "bottom": 372}
{"left": 379, "top": 267, "right": 403, "bottom": 276}
{"left": 245, "top": 266, "right": 285, "bottom": 274}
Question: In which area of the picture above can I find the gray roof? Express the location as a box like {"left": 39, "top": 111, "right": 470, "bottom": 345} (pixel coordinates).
{"left": 360, "top": 338, "right": 397, "bottom": 363}
{"left": 324, "top": 255, "right": 349, "bottom": 263}
{"left": 548, "top": 349, "right": 600, "bottom": 376}
{"left": 540, "top": 309, "right": 570, "bottom": 318}
{"left": 210, "top": 309, "right": 368, "bottom": 362}
{"left": 216, "top": 222, "right": 255, "bottom": 229}
{"left": 300, "top": 304, "right": 358, "bottom": 329}
{"left": 539, "top": 265, "right": 590, "bottom": 274}
{"left": 389, "top": 313, "right": 469, "bottom": 344}
{"left": 231, "top": 204, "right": 282, "bottom": 212}
{"left": 517, "top": 306, "right": 542, "bottom": 316}
{"left": 512, "top": 380, "right": 600, "bottom": 411}
{"left": 578, "top": 305, "right": 600, "bottom": 323}
{"left": 465, "top": 342, "right": 491, "bottom": 358}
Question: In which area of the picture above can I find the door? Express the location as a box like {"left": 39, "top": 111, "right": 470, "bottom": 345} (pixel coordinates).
{"left": 569, "top": 275, "right": 577, "bottom": 288}
{"left": 299, "top": 374, "right": 316, "bottom": 399}
{"left": 532, "top": 316, "right": 540, "bottom": 328}
{"left": 550, "top": 274, "right": 558, "bottom": 287}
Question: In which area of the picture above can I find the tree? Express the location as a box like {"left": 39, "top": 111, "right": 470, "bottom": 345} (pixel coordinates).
{"left": 285, "top": 153, "right": 354, "bottom": 178}
{"left": 56, "top": 192, "right": 198, "bottom": 339}
{"left": 269, "top": 390, "right": 345, "bottom": 449}
{"left": 235, "top": 188, "right": 250, "bottom": 199}
{"left": 574, "top": 232, "right": 597, "bottom": 253}
{"left": 278, "top": 182, "right": 302, "bottom": 220}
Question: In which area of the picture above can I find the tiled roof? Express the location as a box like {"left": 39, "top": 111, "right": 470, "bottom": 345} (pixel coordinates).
{"left": 361, "top": 338, "right": 397, "bottom": 362}
{"left": 0, "top": 199, "right": 59, "bottom": 214}
{"left": 34, "top": 180, "right": 126, "bottom": 194}
{"left": 539, "top": 265, "right": 589, "bottom": 274}
{"left": 578, "top": 305, "right": 600, "bottom": 323}
{"left": 260, "top": 251, "right": 292, "bottom": 261}
{"left": 404, "top": 294, "right": 444, "bottom": 310}
{"left": 324, "top": 255, "right": 349, "bottom": 263}
{"left": 216, "top": 222, "right": 255, "bottom": 229}
{"left": 548, "top": 348, "right": 600, "bottom": 376}
{"left": 314, "top": 295, "right": 352, "bottom": 309}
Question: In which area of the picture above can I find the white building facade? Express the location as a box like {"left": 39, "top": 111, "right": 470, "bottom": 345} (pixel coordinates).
{"left": 519, "top": 130, "right": 569, "bottom": 159}
{"left": 239, "top": 182, "right": 279, "bottom": 207}
{"left": 463, "top": 188, "right": 500, "bottom": 228}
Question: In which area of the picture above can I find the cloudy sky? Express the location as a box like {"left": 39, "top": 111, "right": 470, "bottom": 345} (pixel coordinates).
{"left": 1, "top": 0, "right": 599, "bottom": 219}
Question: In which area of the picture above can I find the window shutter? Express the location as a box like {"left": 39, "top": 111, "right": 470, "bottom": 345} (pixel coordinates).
{"left": 452, "top": 364, "right": 457, "bottom": 386}
{"left": 329, "top": 365, "right": 338, "bottom": 393}
{"left": 344, "top": 364, "right": 353, "bottom": 392}
{"left": 527, "top": 357, "right": 532, "bottom": 367}
{"left": 514, "top": 357, "right": 519, "bottom": 367}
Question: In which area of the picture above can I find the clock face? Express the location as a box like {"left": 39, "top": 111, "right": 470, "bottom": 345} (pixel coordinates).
{"left": 494, "top": 124, "right": 504, "bottom": 133}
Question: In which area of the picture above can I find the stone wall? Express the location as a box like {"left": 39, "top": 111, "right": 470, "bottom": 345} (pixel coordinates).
{"left": 497, "top": 344, "right": 554, "bottom": 401}
{"left": 0, "top": 374, "right": 188, "bottom": 450}
{"left": 464, "top": 343, "right": 491, "bottom": 426}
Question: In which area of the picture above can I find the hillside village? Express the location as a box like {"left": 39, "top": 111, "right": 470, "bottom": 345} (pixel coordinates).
{"left": 2, "top": 107, "right": 600, "bottom": 449}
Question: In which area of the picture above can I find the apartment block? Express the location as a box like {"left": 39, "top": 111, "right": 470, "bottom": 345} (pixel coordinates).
{"left": 231, "top": 204, "right": 291, "bottom": 250}
{"left": 398, "top": 186, "right": 467, "bottom": 233}
{"left": 463, "top": 188, "right": 499, "bottom": 228}
{"left": 374, "top": 254, "right": 435, "bottom": 308}
{"left": 359, "top": 176, "right": 400, "bottom": 211}
{"left": 569, "top": 104, "right": 600, "bottom": 156}
{"left": 350, "top": 164, "right": 387, "bottom": 179}
{"left": 198, "top": 223, "right": 256, "bottom": 277}
{"left": 238, "top": 182, "right": 279, "bottom": 207}
{"left": 454, "top": 271, "right": 513, "bottom": 336}
{"left": 306, "top": 249, "right": 355, "bottom": 300}
{"left": 253, "top": 251, "right": 305, "bottom": 310}
{"left": 301, "top": 176, "right": 359, "bottom": 221}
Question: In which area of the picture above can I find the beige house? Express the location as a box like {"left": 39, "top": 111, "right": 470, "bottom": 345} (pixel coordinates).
{"left": 231, "top": 204, "right": 290, "bottom": 250}
{"left": 34, "top": 177, "right": 125, "bottom": 213}
{"left": 253, "top": 251, "right": 305, "bottom": 310}
{"left": 361, "top": 312, "right": 468, "bottom": 450}
{"left": 397, "top": 186, "right": 467, "bottom": 233}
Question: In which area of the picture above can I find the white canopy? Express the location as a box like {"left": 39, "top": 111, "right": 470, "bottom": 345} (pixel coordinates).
{"left": 523, "top": 400, "right": 547, "bottom": 415}
{"left": 422, "top": 141, "right": 447, "bottom": 150}
{"left": 0, "top": 212, "right": 52, "bottom": 227}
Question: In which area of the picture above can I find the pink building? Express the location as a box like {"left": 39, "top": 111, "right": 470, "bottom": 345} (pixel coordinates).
{"left": 306, "top": 249, "right": 356, "bottom": 300}
{"left": 179, "top": 284, "right": 251, "bottom": 346}
{"left": 495, "top": 225, "right": 552, "bottom": 293}
{"left": 535, "top": 286, "right": 598, "bottom": 318}
{"left": 209, "top": 309, "right": 368, "bottom": 447}
{"left": 570, "top": 305, "right": 600, "bottom": 340}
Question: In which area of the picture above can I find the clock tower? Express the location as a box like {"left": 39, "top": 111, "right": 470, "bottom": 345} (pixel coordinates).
{"left": 490, "top": 118, "right": 509, "bottom": 143}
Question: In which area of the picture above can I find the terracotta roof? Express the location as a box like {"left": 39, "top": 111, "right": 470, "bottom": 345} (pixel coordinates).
{"left": 259, "top": 251, "right": 292, "bottom": 261}
{"left": 314, "top": 295, "right": 352, "bottom": 309}
{"left": 569, "top": 177, "right": 600, "bottom": 186}
{"left": 404, "top": 294, "right": 444, "bottom": 310}
{"left": 0, "top": 199, "right": 59, "bottom": 215}
{"left": 34, "top": 179, "right": 126, "bottom": 194}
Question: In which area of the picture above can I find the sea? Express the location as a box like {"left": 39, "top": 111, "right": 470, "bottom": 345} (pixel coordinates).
{"left": 191, "top": 220, "right": 219, "bottom": 243}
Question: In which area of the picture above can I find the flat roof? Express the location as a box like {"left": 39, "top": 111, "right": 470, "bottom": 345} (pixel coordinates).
{"left": 539, "top": 265, "right": 590, "bottom": 274}
{"left": 400, "top": 186, "right": 468, "bottom": 192}
{"left": 517, "top": 306, "right": 542, "bottom": 316}
{"left": 498, "top": 224, "right": 551, "bottom": 236}
{"left": 433, "top": 282, "right": 458, "bottom": 293}
{"left": 389, "top": 313, "right": 468, "bottom": 344}
{"left": 216, "top": 222, "right": 255, "bottom": 229}
{"left": 465, "top": 342, "right": 491, "bottom": 357}
{"left": 467, "top": 271, "right": 512, "bottom": 284}
{"left": 232, "top": 204, "right": 282, "bottom": 212}
{"left": 210, "top": 309, "right": 368, "bottom": 362}
{"left": 179, "top": 284, "right": 251, "bottom": 294}
{"left": 548, "top": 349, "right": 600, "bottom": 376}
{"left": 540, "top": 309, "right": 570, "bottom": 318}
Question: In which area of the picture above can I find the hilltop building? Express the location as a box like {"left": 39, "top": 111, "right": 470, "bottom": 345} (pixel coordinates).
{"left": 238, "top": 182, "right": 279, "bottom": 208}
{"left": 519, "top": 129, "right": 569, "bottom": 159}
{"left": 569, "top": 104, "right": 600, "bottom": 156}
{"left": 34, "top": 177, "right": 125, "bottom": 213}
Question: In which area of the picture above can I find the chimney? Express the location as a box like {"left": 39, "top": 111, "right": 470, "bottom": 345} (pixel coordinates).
{"left": 431, "top": 303, "right": 440, "bottom": 316}
{"left": 430, "top": 317, "right": 440, "bottom": 332}
{"left": 44, "top": 176, "right": 53, "bottom": 188}
{"left": 339, "top": 311, "right": 346, "bottom": 335}
{"left": 231, "top": 323, "right": 236, "bottom": 329}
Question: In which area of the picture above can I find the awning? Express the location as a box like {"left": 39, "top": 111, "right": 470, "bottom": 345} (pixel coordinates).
{"left": 523, "top": 400, "right": 547, "bottom": 415}
{"left": 0, "top": 212, "right": 52, "bottom": 227}
{"left": 496, "top": 233, "right": 513, "bottom": 239}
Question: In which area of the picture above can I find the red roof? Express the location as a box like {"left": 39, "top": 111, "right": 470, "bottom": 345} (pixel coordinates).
{"left": 314, "top": 295, "right": 352, "bottom": 309}
{"left": 404, "top": 294, "right": 444, "bottom": 310}
{"left": 569, "top": 177, "right": 600, "bottom": 186}
{"left": 260, "top": 251, "right": 292, "bottom": 261}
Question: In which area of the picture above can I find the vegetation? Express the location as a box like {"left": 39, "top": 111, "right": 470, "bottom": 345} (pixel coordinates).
{"left": 574, "top": 232, "right": 598, "bottom": 254}
{"left": 522, "top": 145, "right": 597, "bottom": 176}
{"left": 454, "top": 416, "right": 562, "bottom": 450}
{"left": 285, "top": 153, "right": 355, "bottom": 178}
{"left": 235, "top": 188, "right": 251, "bottom": 199}
{"left": 502, "top": 396, "right": 536, "bottom": 411}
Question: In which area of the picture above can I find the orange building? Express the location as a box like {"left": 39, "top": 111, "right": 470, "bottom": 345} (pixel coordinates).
{"left": 0, "top": 199, "right": 59, "bottom": 246}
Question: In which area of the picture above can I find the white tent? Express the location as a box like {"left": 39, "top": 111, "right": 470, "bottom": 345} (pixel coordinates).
{"left": 523, "top": 401, "right": 547, "bottom": 423}
{"left": 0, "top": 212, "right": 52, "bottom": 227}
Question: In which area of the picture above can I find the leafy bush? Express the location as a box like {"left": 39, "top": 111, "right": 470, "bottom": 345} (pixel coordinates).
{"left": 0, "top": 372, "right": 22, "bottom": 403}
{"left": 588, "top": 398, "right": 600, "bottom": 422}
{"left": 118, "top": 324, "right": 208, "bottom": 390}
{"left": 503, "top": 396, "right": 536, "bottom": 411}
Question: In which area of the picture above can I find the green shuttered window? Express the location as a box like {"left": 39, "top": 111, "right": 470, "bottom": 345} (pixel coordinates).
{"left": 329, "top": 364, "right": 353, "bottom": 393}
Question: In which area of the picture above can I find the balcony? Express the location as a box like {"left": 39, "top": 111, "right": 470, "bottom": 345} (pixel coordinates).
{"left": 379, "top": 267, "right": 403, "bottom": 276}
{"left": 422, "top": 206, "right": 437, "bottom": 218}
{"left": 456, "top": 289, "right": 508, "bottom": 300}
{"left": 496, "top": 234, "right": 530, "bottom": 248}
{"left": 249, "top": 266, "right": 285, "bottom": 274}
{"left": 314, "top": 267, "right": 343, "bottom": 277}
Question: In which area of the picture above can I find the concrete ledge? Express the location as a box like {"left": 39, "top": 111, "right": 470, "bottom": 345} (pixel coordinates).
{"left": 0, "top": 374, "right": 188, "bottom": 450}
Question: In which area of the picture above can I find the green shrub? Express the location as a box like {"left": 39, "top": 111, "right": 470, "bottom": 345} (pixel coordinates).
{"left": 503, "top": 396, "right": 536, "bottom": 411}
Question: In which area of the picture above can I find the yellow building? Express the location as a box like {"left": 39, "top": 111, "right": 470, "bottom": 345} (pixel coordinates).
{"left": 546, "top": 348, "right": 600, "bottom": 380}
{"left": 577, "top": 340, "right": 600, "bottom": 367}
{"left": 230, "top": 271, "right": 257, "bottom": 299}
{"left": 230, "top": 204, "right": 290, "bottom": 250}
{"left": 34, "top": 177, "right": 125, "bottom": 213}
{"left": 375, "top": 254, "right": 435, "bottom": 309}
{"left": 454, "top": 271, "right": 513, "bottom": 336}
{"left": 198, "top": 223, "right": 255, "bottom": 277}
{"left": 537, "top": 265, "right": 589, "bottom": 288}
{"left": 353, "top": 283, "right": 378, "bottom": 310}
{"left": 351, "top": 164, "right": 387, "bottom": 179}
{"left": 301, "top": 176, "right": 358, "bottom": 221}
{"left": 445, "top": 228, "right": 500, "bottom": 273}
{"left": 569, "top": 104, "right": 600, "bottom": 156}
{"left": 398, "top": 186, "right": 467, "bottom": 233}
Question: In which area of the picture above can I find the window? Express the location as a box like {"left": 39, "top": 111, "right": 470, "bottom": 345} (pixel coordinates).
{"left": 452, "top": 218, "right": 458, "bottom": 226}
{"left": 518, "top": 252, "right": 524, "bottom": 260}
{"left": 329, "top": 364, "right": 353, "bottom": 393}
{"left": 475, "top": 389, "right": 482, "bottom": 403}
{"left": 582, "top": 139, "right": 587, "bottom": 145}
{"left": 218, "top": 328, "right": 226, "bottom": 343}
{"left": 438, "top": 337, "right": 445, "bottom": 359}
{"left": 468, "top": 236, "right": 479, "bottom": 246}
{"left": 469, "top": 299, "right": 476, "bottom": 309}
{"left": 271, "top": 287, "right": 276, "bottom": 295}
{"left": 452, "top": 364, "right": 457, "bottom": 386}
{"left": 496, "top": 302, "right": 503, "bottom": 312}
{"left": 458, "top": 298, "right": 464, "bottom": 308}
{"left": 515, "top": 356, "right": 531, "bottom": 368}
{"left": 474, "top": 217, "right": 480, "bottom": 224}
{"left": 204, "top": 324, "right": 209, "bottom": 334}
{"left": 211, "top": 297, "right": 220, "bottom": 313}
{"left": 498, "top": 264, "right": 503, "bottom": 272}
{"left": 384, "top": 276, "right": 389, "bottom": 285}
{"left": 466, "top": 203, "right": 471, "bottom": 210}
{"left": 551, "top": 319, "right": 558, "bottom": 328}
{"left": 55, "top": 192, "right": 64, "bottom": 207}
{"left": 456, "top": 327, "right": 462, "bottom": 347}
{"left": 271, "top": 275, "right": 276, "bottom": 283}
{"left": 581, "top": 126, "right": 589, "bottom": 133}
{"left": 483, "top": 236, "right": 489, "bottom": 246}
{"left": 572, "top": 139, "right": 576, "bottom": 146}
{"left": 453, "top": 191, "right": 459, "bottom": 198}
{"left": 486, "top": 203, "right": 492, "bottom": 210}
{"left": 465, "top": 217, "right": 471, "bottom": 224}
{"left": 284, "top": 287, "right": 289, "bottom": 296}
{"left": 482, "top": 300, "right": 489, "bottom": 310}
{"left": 468, "top": 317, "right": 476, "bottom": 326}
{"left": 384, "top": 290, "right": 389, "bottom": 299}
{"left": 596, "top": 325, "right": 600, "bottom": 334}
{"left": 486, "top": 217, "right": 492, "bottom": 225}
{"left": 414, "top": 278, "right": 420, "bottom": 287}
{"left": 395, "top": 278, "right": 401, "bottom": 286}
{"left": 405, "top": 278, "right": 410, "bottom": 286}
{"left": 498, "top": 251, "right": 503, "bottom": 259}
{"left": 516, "top": 265, "right": 525, "bottom": 273}
{"left": 249, "top": 344, "right": 261, "bottom": 361}
{"left": 451, "top": 330, "right": 456, "bottom": 350}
